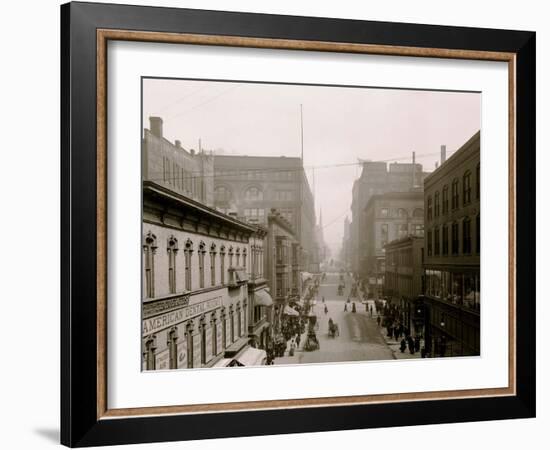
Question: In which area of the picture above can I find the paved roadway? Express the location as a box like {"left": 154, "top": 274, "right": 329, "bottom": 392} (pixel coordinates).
{"left": 276, "top": 272, "right": 394, "bottom": 365}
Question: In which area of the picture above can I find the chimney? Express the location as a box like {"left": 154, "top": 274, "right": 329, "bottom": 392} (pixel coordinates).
{"left": 440, "top": 145, "right": 447, "bottom": 165}
{"left": 149, "top": 116, "right": 163, "bottom": 138}
{"left": 175, "top": 140, "right": 181, "bottom": 148}
{"left": 190, "top": 149, "right": 195, "bottom": 156}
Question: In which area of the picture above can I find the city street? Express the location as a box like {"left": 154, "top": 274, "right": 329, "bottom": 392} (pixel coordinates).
{"left": 275, "top": 272, "right": 395, "bottom": 365}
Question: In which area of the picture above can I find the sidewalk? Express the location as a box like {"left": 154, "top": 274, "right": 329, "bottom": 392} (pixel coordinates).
{"left": 272, "top": 330, "right": 308, "bottom": 365}
{"left": 379, "top": 324, "right": 422, "bottom": 360}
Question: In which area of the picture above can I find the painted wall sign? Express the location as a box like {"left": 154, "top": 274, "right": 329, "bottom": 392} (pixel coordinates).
{"left": 142, "top": 296, "right": 222, "bottom": 335}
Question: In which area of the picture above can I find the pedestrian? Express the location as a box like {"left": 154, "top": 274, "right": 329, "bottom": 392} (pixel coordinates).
{"left": 414, "top": 335, "right": 420, "bottom": 353}
{"left": 376, "top": 315, "right": 381, "bottom": 327}
{"left": 400, "top": 338, "right": 407, "bottom": 353}
{"left": 407, "top": 336, "right": 415, "bottom": 354}
{"left": 296, "top": 333, "right": 301, "bottom": 348}
{"left": 344, "top": 303, "right": 348, "bottom": 312}
{"left": 289, "top": 339, "right": 296, "bottom": 357}
{"left": 352, "top": 302, "right": 356, "bottom": 313}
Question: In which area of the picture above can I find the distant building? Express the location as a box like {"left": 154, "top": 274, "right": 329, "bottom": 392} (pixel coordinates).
{"left": 350, "top": 160, "right": 429, "bottom": 278}
{"left": 213, "top": 154, "right": 320, "bottom": 273}
{"left": 423, "top": 131, "right": 480, "bottom": 357}
{"left": 363, "top": 191, "right": 425, "bottom": 298}
{"left": 341, "top": 216, "right": 351, "bottom": 270}
{"left": 142, "top": 116, "right": 214, "bottom": 207}
{"left": 384, "top": 235, "right": 425, "bottom": 334}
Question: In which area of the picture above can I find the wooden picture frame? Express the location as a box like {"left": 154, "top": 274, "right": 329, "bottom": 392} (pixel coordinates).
{"left": 61, "top": 1, "right": 535, "bottom": 447}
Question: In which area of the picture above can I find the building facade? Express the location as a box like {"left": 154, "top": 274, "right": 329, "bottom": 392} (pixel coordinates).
{"left": 384, "top": 236, "right": 425, "bottom": 334}
{"left": 142, "top": 116, "right": 214, "bottom": 207}
{"left": 363, "top": 191, "right": 425, "bottom": 298}
{"left": 263, "top": 209, "right": 300, "bottom": 331}
{"left": 423, "top": 131, "right": 480, "bottom": 356}
{"left": 350, "top": 160, "right": 428, "bottom": 278}
{"left": 212, "top": 155, "right": 320, "bottom": 273}
{"left": 247, "top": 226, "right": 273, "bottom": 350}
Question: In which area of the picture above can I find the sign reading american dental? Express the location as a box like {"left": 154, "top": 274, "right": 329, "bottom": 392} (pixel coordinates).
{"left": 142, "top": 296, "right": 222, "bottom": 335}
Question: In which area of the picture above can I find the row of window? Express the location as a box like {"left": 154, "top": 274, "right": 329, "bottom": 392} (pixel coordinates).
{"left": 380, "top": 223, "right": 424, "bottom": 247}
{"left": 425, "top": 270, "right": 480, "bottom": 312}
{"left": 427, "top": 165, "right": 480, "bottom": 221}
{"left": 214, "top": 186, "right": 294, "bottom": 203}
{"left": 426, "top": 215, "right": 480, "bottom": 257}
{"left": 379, "top": 208, "right": 424, "bottom": 219}
{"left": 143, "top": 232, "right": 262, "bottom": 299}
{"left": 143, "top": 304, "right": 247, "bottom": 370}
{"left": 162, "top": 156, "right": 201, "bottom": 197}
{"left": 215, "top": 169, "right": 295, "bottom": 181}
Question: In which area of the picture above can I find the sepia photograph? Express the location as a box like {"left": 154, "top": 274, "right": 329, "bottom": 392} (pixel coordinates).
{"left": 141, "top": 77, "right": 481, "bottom": 371}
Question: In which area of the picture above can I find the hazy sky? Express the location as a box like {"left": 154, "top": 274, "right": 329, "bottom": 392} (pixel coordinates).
{"left": 143, "top": 78, "right": 480, "bottom": 256}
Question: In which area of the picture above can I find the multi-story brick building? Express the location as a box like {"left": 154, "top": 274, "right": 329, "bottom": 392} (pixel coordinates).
{"left": 141, "top": 181, "right": 266, "bottom": 370}
{"left": 142, "top": 116, "right": 214, "bottom": 207}
{"left": 350, "top": 160, "right": 429, "bottom": 278}
{"left": 141, "top": 117, "right": 274, "bottom": 369}
{"left": 384, "top": 235, "right": 425, "bottom": 334}
{"left": 212, "top": 155, "right": 320, "bottom": 273}
{"left": 363, "top": 191, "right": 425, "bottom": 298}
{"left": 263, "top": 209, "right": 300, "bottom": 330}
{"left": 423, "top": 131, "right": 480, "bottom": 356}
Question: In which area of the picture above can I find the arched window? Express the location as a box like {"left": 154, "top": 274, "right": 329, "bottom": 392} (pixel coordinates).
{"left": 397, "top": 208, "right": 408, "bottom": 218}
{"left": 228, "top": 246, "right": 234, "bottom": 267}
{"left": 434, "top": 191, "right": 440, "bottom": 217}
{"left": 198, "top": 241, "right": 206, "bottom": 289}
{"left": 236, "top": 302, "right": 242, "bottom": 337}
{"left": 214, "top": 185, "right": 232, "bottom": 202}
{"left": 245, "top": 186, "right": 263, "bottom": 201}
{"left": 427, "top": 196, "right": 433, "bottom": 221}
{"left": 229, "top": 305, "right": 235, "bottom": 343}
{"left": 185, "top": 322, "right": 194, "bottom": 369}
{"left": 243, "top": 248, "right": 247, "bottom": 270}
{"left": 167, "top": 236, "right": 178, "bottom": 294}
{"left": 210, "top": 312, "right": 218, "bottom": 357}
{"left": 434, "top": 226, "right": 440, "bottom": 255}
{"left": 427, "top": 229, "right": 433, "bottom": 256}
{"left": 451, "top": 222, "right": 459, "bottom": 255}
{"left": 442, "top": 185, "right": 449, "bottom": 214}
{"left": 451, "top": 178, "right": 460, "bottom": 209}
{"left": 167, "top": 327, "right": 178, "bottom": 369}
{"left": 200, "top": 316, "right": 207, "bottom": 365}
{"left": 221, "top": 307, "right": 227, "bottom": 350}
{"left": 220, "top": 245, "right": 226, "bottom": 285}
{"left": 143, "top": 232, "right": 157, "bottom": 298}
{"left": 210, "top": 243, "right": 217, "bottom": 287}
{"left": 184, "top": 239, "right": 193, "bottom": 291}
{"left": 236, "top": 248, "right": 241, "bottom": 266}
{"left": 463, "top": 171, "right": 472, "bottom": 205}
{"left": 412, "top": 208, "right": 424, "bottom": 218}
{"left": 144, "top": 335, "right": 157, "bottom": 370}
{"left": 463, "top": 216, "right": 472, "bottom": 254}
{"left": 442, "top": 224, "right": 449, "bottom": 255}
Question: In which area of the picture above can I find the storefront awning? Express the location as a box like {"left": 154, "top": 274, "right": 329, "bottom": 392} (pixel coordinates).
{"left": 254, "top": 289, "right": 273, "bottom": 307}
{"left": 234, "top": 347, "right": 267, "bottom": 366}
{"left": 301, "top": 272, "right": 313, "bottom": 282}
{"left": 283, "top": 305, "right": 300, "bottom": 316}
